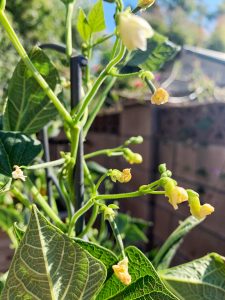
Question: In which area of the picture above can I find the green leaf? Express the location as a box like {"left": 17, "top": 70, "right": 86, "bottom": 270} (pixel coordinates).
{"left": 0, "top": 273, "right": 8, "bottom": 296}
{"left": 160, "top": 253, "right": 225, "bottom": 300}
{"left": 0, "top": 177, "right": 12, "bottom": 194}
{"left": 75, "top": 238, "right": 118, "bottom": 276}
{"left": 4, "top": 47, "right": 59, "bottom": 134}
{"left": 13, "top": 222, "right": 26, "bottom": 243}
{"left": 97, "top": 246, "right": 178, "bottom": 300}
{"left": 2, "top": 206, "right": 106, "bottom": 299}
{"left": 0, "top": 131, "right": 42, "bottom": 177}
{"left": 77, "top": 8, "right": 91, "bottom": 42}
{"left": 88, "top": 0, "right": 106, "bottom": 33}
{"left": 127, "top": 32, "right": 180, "bottom": 71}
{"left": 153, "top": 216, "right": 202, "bottom": 270}
{"left": 0, "top": 206, "right": 22, "bottom": 232}
{"left": 87, "top": 161, "right": 108, "bottom": 175}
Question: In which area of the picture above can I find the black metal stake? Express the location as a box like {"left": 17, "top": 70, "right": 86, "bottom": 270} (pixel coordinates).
{"left": 39, "top": 43, "right": 88, "bottom": 234}
{"left": 70, "top": 55, "right": 87, "bottom": 235}
{"left": 42, "top": 126, "right": 53, "bottom": 207}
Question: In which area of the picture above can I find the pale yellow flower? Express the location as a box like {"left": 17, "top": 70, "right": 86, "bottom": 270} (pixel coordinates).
{"left": 191, "top": 204, "right": 215, "bottom": 220}
{"left": 124, "top": 149, "right": 143, "bottom": 164}
{"left": 164, "top": 181, "right": 188, "bottom": 210}
{"left": 12, "top": 165, "right": 26, "bottom": 182}
{"left": 118, "top": 12, "right": 154, "bottom": 51}
{"left": 138, "top": 0, "right": 155, "bottom": 9}
{"left": 112, "top": 257, "right": 131, "bottom": 285}
{"left": 151, "top": 88, "right": 169, "bottom": 105}
{"left": 187, "top": 190, "right": 215, "bottom": 220}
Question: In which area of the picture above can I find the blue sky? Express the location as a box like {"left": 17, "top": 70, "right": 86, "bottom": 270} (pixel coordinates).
{"left": 103, "top": 0, "right": 222, "bottom": 32}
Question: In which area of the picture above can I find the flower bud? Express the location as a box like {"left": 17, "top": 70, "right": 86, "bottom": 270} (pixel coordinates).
{"left": 158, "top": 163, "right": 167, "bottom": 174}
{"left": 118, "top": 11, "right": 154, "bottom": 51}
{"left": 104, "top": 207, "right": 116, "bottom": 220}
{"left": 138, "top": 0, "right": 155, "bottom": 9}
{"left": 123, "top": 149, "right": 143, "bottom": 164}
{"left": 124, "top": 136, "right": 144, "bottom": 146}
{"left": 151, "top": 88, "right": 169, "bottom": 105}
{"left": 12, "top": 166, "right": 27, "bottom": 182}
{"left": 163, "top": 179, "right": 188, "bottom": 210}
{"left": 112, "top": 257, "right": 131, "bottom": 285}
{"left": 187, "top": 190, "right": 215, "bottom": 220}
{"left": 110, "top": 169, "right": 132, "bottom": 183}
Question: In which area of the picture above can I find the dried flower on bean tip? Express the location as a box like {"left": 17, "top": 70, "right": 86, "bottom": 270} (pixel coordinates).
{"left": 112, "top": 257, "right": 131, "bottom": 285}
{"left": 110, "top": 169, "right": 132, "bottom": 183}
{"left": 151, "top": 88, "right": 169, "bottom": 105}
{"left": 12, "top": 166, "right": 27, "bottom": 182}
{"left": 101, "top": 204, "right": 119, "bottom": 221}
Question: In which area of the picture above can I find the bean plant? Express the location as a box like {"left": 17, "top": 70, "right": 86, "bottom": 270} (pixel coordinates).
{"left": 0, "top": 0, "right": 224, "bottom": 299}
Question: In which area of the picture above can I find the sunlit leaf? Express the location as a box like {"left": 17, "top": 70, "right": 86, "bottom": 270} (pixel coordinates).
{"left": 4, "top": 47, "right": 59, "bottom": 134}
{"left": 153, "top": 216, "right": 202, "bottom": 270}
{"left": 2, "top": 206, "right": 106, "bottom": 299}
{"left": 160, "top": 253, "right": 225, "bottom": 300}
{"left": 97, "top": 246, "right": 178, "bottom": 300}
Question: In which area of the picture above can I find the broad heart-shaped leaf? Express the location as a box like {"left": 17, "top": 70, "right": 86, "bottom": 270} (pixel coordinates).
{"left": 97, "top": 246, "right": 178, "bottom": 300}
{"left": 160, "top": 253, "right": 225, "bottom": 300}
{"left": 0, "top": 131, "right": 42, "bottom": 177}
{"left": 0, "top": 206, "right": 22, "bottom": 232}
{"left": 2, "top": 206, "right": 106, "bottom": 300}
{"left": 126, "top": 32, "right": 180, "bottom": 71}
{"left": 4, "top": 47, "right": 59, "bottom": 134}
{"left": 75, "top": 238, "right": 118, "bottom": 277}
{"left": 88, "top": 0, "right": 106, "bottom": 33}
{"left": 153, "top": 216, "right": 202, "bottom": 270}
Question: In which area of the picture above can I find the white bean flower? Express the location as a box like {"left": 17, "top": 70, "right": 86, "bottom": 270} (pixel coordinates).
{"left": 118, "top": 11, "right": 154, "bottom": 51}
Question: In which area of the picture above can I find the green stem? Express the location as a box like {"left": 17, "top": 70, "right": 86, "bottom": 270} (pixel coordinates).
{"left": 66, "top": 2, "right": 74, "bottom": 58}
{"left": 91, "top": 33, "right": 115, "bottom": 48}
{"left": 68, "top": 125, "right": 80, "bottom": 203}
{"left": 146, "top": 79, "right": 156, "bottom": 94}
{"left": 0, "top": 11, "right": 72, "bottom": 125}
{"left": 74, "top": 42, "right": 126, "bottom": 123}
{"left": 96, "top": 190, "right": 165, "bottom": 200}
{"left": 23, "top": 158, "right": 65, "bottom": 170}
{"left": 110, "top": 37, "right": 120, "bottom": 59}
{"left": 83, "top": 160, "right": 95, "bottom": 193}
{"left": 95, "top": 173, "right": 109, "bottom": 192}
{"left": 85, "top": 35, "right": 93, "bottom": 86}
{"left": 27, "top": 178, "right": 66, "bottom": 231}
{"left": 109, "top": 216, "right": 126, "bottom": 259}
{"left": 78, "top": 204, "right": 99, "bottom": 238}
{"left": 68, "top": 197, "right": 95, "bottom": 237}
{"left": 110, "top": 71, "right": 140, "bottom": 78}
{"left": 58, "top": 172, "right": 73, "bottom": 220}
{"left": 11, "top": 187, "right": 31, "bottom": 209}
{"left": 84, "top": 146, "right": 122, "bottom": 160}
{"left": 83, "top": 77, "right": 117, "bottom": 138}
